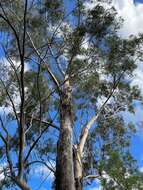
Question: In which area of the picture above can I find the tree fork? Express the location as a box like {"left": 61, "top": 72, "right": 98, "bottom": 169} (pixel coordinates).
{"left": 14, "top": 177, "right": 31, "bottom": 190}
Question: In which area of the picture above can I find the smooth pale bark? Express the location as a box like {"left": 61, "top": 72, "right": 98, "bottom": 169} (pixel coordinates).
{"left": 55, "top": 79, "right": 75, "bottom": 190}
{"left": 74, "top": 146, "right": 83, "bottom": 190}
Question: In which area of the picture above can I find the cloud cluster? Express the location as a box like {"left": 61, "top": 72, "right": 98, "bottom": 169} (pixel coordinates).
{"left": 112, "top": 0, "right": 143, "bottom": 38}
{"left": 112, "top": 1, "right": 143, "bottom": 97}
{"left": 131, "top": 62, "right": 143, "bottom": 94}
{"left": 84, "top": 0, "right": 143, "bottom": 38}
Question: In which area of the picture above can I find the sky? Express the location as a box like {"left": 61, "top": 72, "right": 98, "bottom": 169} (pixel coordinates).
{"left": 1, "top": 0, "right": 143, "bottom": 190}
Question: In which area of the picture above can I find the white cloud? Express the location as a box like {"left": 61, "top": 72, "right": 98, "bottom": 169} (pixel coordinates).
{"left": 112, "top": 0, "right": 143, "bottom": 38}
{"left": 84, "top": 0, "right": 97, "bottom": 11}
{"left": 0, "top": 106, "right": 12, "bottom": 115}
{"left": 0, "top": 58, "right": 30, "bottom": 80}
{"left": 75, "top": 54, "right": 87, "bottom": 60}
{"left": 131, "top": 62, "right": 143, "bottom": 94}
{"left": 48, "top": 22, "right": 73, "bottom": 38}
{"left": 10, "top": 59, "right": 30, "bottom": 72}
{"left": 0, "top": 169, "right": 4, "bottom": 181}
{"left": 96, "top": 95, "right": 111, "bottom": 108}
{"left": 81, "top": 37, "right": 90, "bottom": 50}
{"left": 31, "top": 161, "right": 55, "bottom": 180}
{"left": 139, "top": 166, "right": 143, "bottom": 172}
{"left": 0, "top": 58, "right": 30, "bottom": 110}
{"left": 111, "top": 1, "right": 143, "bottom": 134}
{"left": 0, "top": 162, "right": 8, "bottom": 181}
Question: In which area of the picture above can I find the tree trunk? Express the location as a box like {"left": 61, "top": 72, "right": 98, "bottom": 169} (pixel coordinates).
{"left": 74, "top": 146, "right": 83, "bottom": 190}
{"left": 55, "top": 78, "right": 75, "bottom": 190}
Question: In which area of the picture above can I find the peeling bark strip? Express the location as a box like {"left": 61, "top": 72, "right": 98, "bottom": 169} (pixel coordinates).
{"left": 55, "top": 78, "right": 75, "bottom": 190}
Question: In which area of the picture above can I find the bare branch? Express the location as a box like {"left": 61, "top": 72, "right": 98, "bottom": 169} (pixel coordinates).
{"left": 78, "top": 71, "right": 125, "bottom": 154}
{"left": 26, "top": 160, "right": 55, "bottom": 173}
{"left": 47, "top": 43, "right": 65, "bottom": 77}
{"left": 0, "top": 3, "right": 22, "bottom": 59}
{"left": 29, "top": 117, "right": 60, "bottom": 130}
{"left": 24, "top": 120, "right": 58, "bottom": 163}
{"left": 18, "top": 0, "right": 28, "bottom": 179}
{"left": 27, "top": 32, "right": 60, "bottom": 91}
{"left": 83, "top": 175, "right": 100, "bottom": 180}
{"left": 0, "top": 134, "right": 14, "bottom": 176}
{"left": 0, "top": 115, "right": 9, "bottom": 136}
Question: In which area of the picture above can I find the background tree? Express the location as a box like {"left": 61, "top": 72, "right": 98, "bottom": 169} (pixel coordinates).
{"left": 0, "top": 0, "right": 143, "bottom": 190}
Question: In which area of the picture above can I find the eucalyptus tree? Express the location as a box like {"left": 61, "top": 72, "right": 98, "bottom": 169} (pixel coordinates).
{"left": 0, "top": 0, "right": 143, "bottom": 190}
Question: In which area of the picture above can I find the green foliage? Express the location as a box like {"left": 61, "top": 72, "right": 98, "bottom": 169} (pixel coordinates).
{"left": 83, "top": 116, "right": 142, "bottom": 189}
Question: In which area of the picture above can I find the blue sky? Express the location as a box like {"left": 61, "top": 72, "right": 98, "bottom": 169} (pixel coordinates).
{"left": 1, "top": 0, "right": 143, "bottom": 190}
{"left": 136, "top": 0, "right": 143, "bottom": 3}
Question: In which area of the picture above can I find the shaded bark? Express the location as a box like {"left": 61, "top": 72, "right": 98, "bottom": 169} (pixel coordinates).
{"left": 55, "top": 78, "right": 75, "bottom": 190}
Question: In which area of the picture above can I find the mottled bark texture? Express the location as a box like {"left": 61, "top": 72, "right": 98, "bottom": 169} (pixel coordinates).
{"left": 55, "top": 79, "right": 75, "bottom": 190}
